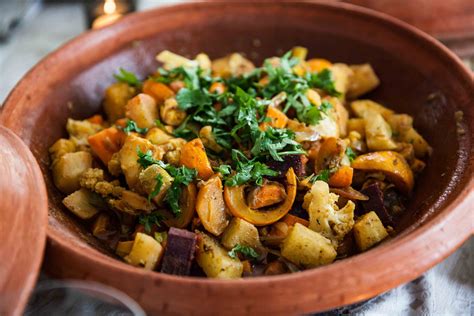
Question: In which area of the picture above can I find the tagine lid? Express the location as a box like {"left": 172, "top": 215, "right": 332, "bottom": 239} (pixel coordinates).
{"left": 0, "top": 125, "right": 48, "bottom": 316}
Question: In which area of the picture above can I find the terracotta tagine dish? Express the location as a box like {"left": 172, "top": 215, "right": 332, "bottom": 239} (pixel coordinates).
{"left": 0, "top": 2, "right": 472, "bottom": 315}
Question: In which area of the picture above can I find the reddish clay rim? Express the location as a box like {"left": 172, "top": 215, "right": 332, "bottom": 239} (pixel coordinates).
{"left": 2, "top": 1, "right": 473, "bottom": 312}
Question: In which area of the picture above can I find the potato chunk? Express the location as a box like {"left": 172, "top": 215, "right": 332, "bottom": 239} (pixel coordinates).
{"left": 139, "top": 164, "right": 173, "bottom": 205}
{"left": 347, "top": 64, "right": 380, "bottom": 99}
{"left": 52, "top": 151, "right": 92, "bottom": 194}
{"left": 211, "top": 53, "right": 255, "bottom": 78}
{"left": 119, "top": 135, "right": 156, "bottom": 191}
{"left": 351, "top": 99, "right": 394, "bottom": 120}
{"left": 353, "top": 211, "right": 388, "bottom": 251}
{"left": 104, "top": 82, "right": 137, "bottom": 122}
{"left": 196, "top": 232, "right": 243, "bottom": 279}
{"left": 146, "top": 127, "right": 174, "bottom": 145}
{"left": 364, "top": 113, "right": 397, "bottom": 151}
{"left": 125, "top": 93, "right": 158, "bottom": 129}
{"left": 124, "top": 232, "right": 164, "bottom": 270}
{"left": 49, "top": 138, "right": 76, "bottom": 162}
{"left": 62, "top": 188, "right": 103, "bottom": 219}
{"left": 330, "top": 63, "right": 353, "bottom": 95}
{"left": 196, "top": 175, "right": 228, "bottom": 236}
{"left": 221, "top": 217, "right": 262, "bottom": 250}
{"left": 160, "top": 97, "right": 186, "bottom": 126}
{"left": 281, "top": 223, "right": 336, "bottom": 268}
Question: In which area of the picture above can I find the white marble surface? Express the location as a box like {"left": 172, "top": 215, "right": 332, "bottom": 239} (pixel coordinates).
{"left": 0, "top": 2, "right": 472, "bottom": 315}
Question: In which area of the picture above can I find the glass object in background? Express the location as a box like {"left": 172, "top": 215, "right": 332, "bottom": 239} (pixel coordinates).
{"left": 84, "top": 0, "right": 136, "bottom": 29}
{"left": 25, "top": 279, "right": 146, "bottom": 316}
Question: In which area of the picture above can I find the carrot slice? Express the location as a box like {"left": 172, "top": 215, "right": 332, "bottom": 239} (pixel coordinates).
{"left": 88, "top": 127, "right": 125, "bottom": 164}
{"left": 179, "top": 138, "right": 214, "bottom": 180}
{"left": 328, "top": 166, "right": 353, "bottom": 188}
{"left": 143, "top": 80, "right": 175, "bottom": 104}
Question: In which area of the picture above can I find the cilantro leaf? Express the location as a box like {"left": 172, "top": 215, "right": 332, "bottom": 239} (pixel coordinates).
{"left": 123, "top": 120, "right": 148, "bottom": 135}
{"left": 148, "top": 173, "right": 163, "bottom": 202}
{"left": 345, "top": 147, "right": 357, "bottom": 162}
{"left": 163, "top": 165, "right": 197, "bottom": 216}
{"left": 176, "top": 88, "right": 212, "bottom": 111}
{"left": 224, "top": 150, "right": 278, "bottom": 186}
{"left": 114, "top": 68, "right": 141, "bottom": 87}
{"left": 228, "top": 244, "right": 259, "bottom": 260}
{"left": 136, "top": 149, "right": 160, "bottom": 169}
{"left": 310, "top": 169, "right": 330, "bottom": 183}
{"left": 303, "top": 100, "right": 333, "bottom": 125}
{"left": 306, "top": 69, "right": 341, "bottom": 97}
{"left": 250, "top": 127, "right": 305, "bottom": 161}
{"left": 214, "top": 164, "right": 231, "bottom": 176}
{"left": 138, "top": 212, "right": 164, "bottom": 233}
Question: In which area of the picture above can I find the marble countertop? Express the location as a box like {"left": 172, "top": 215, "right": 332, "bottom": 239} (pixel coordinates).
{"left": 1, "top": 2, "right": 472, "bottom": 315}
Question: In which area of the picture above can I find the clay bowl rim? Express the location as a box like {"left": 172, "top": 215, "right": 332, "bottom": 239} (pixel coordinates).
{"left": 2, "top": 0, "right": 473, "bottom": 310}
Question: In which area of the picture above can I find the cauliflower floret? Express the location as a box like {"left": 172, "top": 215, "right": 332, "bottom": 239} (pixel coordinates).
{"left": 66, "top": 118, "right": 103, "bottom": 146}
{"left": 79, "top": 168, "right": 124, "bottom": 197}
{"left": 303, "top": 180, "right": 355, "bottom": 246}
{"left": 107, "top": 152, "right": 122, "bottom": 176}
{"left": 160, "top": 98, "right": 187, "bottom": 126}
{"left": 159, "top": 137, "right": 186, "bottom": 165}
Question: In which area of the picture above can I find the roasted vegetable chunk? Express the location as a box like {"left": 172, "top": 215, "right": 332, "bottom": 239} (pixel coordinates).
{"left": 360, "top": 183, "right": 393, "bottom": 226}
{"left": 62, "top": 188, "right": 103, "bottom": 219}
{"left": 160, "top": 228, "right": 197, "bottom": 276}
{"left": 247, "top": 180, "right": 287, "bottom": 209}
{"left": 281, "top": 223, "right": 336, "bottom": 268}
{"left": 126, "top": 93, "right": 158, "bottom": 129}
{"left": 104, "top": 82, "right": 137, "bottom": 122}
{"left": 196, "top": 175, "right": 228, "bottom": 236}
{"left": 52, "top": 151, "right": 92, "bottom": 194}
{"left": 221, "top": 217, "right": 263, "bottom": 251}
{"left": 347, "top": 64, "right": 380, "bottom": 99}
{"left": 353, "top": 211, "right": 388, "bottom": 251}
{"left": 125, "top": 232, "right": 164, "bottom": 270}
{"left": 196, "top": 232, "right": 243, "bottom": 279}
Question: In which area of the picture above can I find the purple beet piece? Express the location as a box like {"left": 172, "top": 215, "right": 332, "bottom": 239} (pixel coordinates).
{"left": 267, "top": 155, "right": 306, "bottom": 178}
{"left": 361, "top": 183, "right": 394, "bottom": 226}
{"left": 160, "top": 227, "right": 197, "bottom": 276}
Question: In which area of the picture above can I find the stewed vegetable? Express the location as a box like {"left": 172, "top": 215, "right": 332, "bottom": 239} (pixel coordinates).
{"left": 50, "top": 47, "right": 431, "bottom": 278}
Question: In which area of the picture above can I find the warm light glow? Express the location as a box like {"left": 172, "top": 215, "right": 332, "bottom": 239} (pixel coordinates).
{"left": 104, "top": 0, "right": 117, "bottom": 15}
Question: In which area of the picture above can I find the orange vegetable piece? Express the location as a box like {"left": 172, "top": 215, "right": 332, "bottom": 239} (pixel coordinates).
{"left": 87, "top": 127, "right": 125, "bottom": 165}
{"left": 224, "top": 168, "right": 297, "bottom": 226}
{"left": 142, "top": 80, "right": 175, "bottom": 104}
{"left": 307, "top": 58, "right": 332, "bottom": 73}
{"left": 196, "top": 175, "right": 228, "bottom": 236}
{"left": 209, "top": 82, "right": 226, "bottom": 94}
{"left": 328, "top": 166, "right": 353, "bottom": 188}
{"left": 260, "top": 106, "right": 289, "bottom": 130}
{"left": 179, "top": 138, "right": 214, "bottom": 180}
{"left": 352, "top": 151, "right": 414, "bottom": 194}
{"left": 281, "top": 214, "right": 309, "bottom": 227}
{"left": 115, "top": 118, "right": 128, "bottom": 128}
{"left": 87, "top": 114, "right": 104, "bottom": 125}
{"left": 247, "top": 181, "right": 286, "bottom": 209}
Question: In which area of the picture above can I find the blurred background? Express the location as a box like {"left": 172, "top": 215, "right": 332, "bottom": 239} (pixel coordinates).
{"left": 0, "top": 1, "right": 472, "bottom": 315}
{"left": 0, "top": 0, "right": 473, "bottom": 104}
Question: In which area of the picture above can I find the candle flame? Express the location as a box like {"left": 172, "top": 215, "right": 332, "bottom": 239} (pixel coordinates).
{"left": 104, "top": 0, "right": 117, "bottom": 15}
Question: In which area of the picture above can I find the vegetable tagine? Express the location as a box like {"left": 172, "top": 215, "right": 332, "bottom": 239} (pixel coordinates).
{"left": 50, "top": 47, "right": 431, "bottom": 278}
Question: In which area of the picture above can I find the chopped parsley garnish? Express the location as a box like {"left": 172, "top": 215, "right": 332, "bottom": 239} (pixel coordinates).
{"left": 114, "top": 68, "right": 141, "bottom": 87}
{"left": 213, "top": 164, "right": 232, "bottom": 176}
{"left": 148, "top": 173, "right": 163, "bottom": 202}
{"left": 138, "top": 212, "right": 164, "bottom": 233}
{"left": 345, "top": 147, "right": 357, "bottom": 162}
{"left": 310, "top": 169, "right": 330, "bottom": 183}
{"left": 228, "top": 244, "right": 259, "bottom": 260}
{"left": 137, "top": 149, "right": 161, "bottom": 169}
{"left": 136, "top": 149, "right": 197, "bottom": 216}
{"left": 224, "top": 150, "right": 278, "bottom": 187}
{"left": 122, "top": 120, "right": 148, "bottom": 135}
{"left": 306, "top": 69, "right": 341, "bottom": 97}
